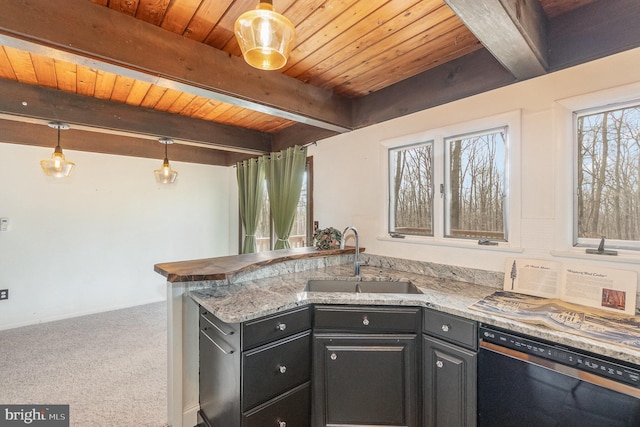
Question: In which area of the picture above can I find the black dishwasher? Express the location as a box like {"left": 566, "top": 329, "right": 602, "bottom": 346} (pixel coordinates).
{"left": 478, "top": 325, "right": 640, "bottom": 427}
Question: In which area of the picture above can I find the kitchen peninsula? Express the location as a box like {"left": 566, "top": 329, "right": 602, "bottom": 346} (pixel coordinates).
{"left": 155, "top": 248, "right": 640, "bottom": 427}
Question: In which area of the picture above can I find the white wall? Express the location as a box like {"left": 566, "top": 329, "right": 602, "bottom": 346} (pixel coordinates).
{"left": 310, "top": 47, "right": 640, "bottom": 282}
{"left": 0, "top": 143, "right": 236, "bottom": 329}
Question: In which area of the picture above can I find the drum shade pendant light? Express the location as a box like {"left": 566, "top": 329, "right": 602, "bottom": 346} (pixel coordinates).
{"left": 154, "top": 138, "right": 178, "bottom": 184}
{"left": 40, "top": 122, "right": 75, "bottom": 178}
{"left": 234, "top": 0, "right": 295, "bottom": 70}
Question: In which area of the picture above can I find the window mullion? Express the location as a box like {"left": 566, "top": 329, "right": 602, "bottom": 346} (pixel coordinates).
{"left": 433, "top": 136, "right": 446, "bottom": 239}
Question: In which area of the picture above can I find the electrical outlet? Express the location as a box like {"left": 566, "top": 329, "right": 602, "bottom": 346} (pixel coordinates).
{"left": 0, "top": 289, "right": 8, "bottom": 300}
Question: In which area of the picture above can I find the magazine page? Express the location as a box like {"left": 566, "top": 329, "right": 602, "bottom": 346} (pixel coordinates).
{"left": 560, "top": 263, "right": 637, "bottom": 316}
{"left": 503, "top": 258, "right": 562, "bottom": 298}
{"left": 469, "top": 291, "right": 640, "bottom": 350}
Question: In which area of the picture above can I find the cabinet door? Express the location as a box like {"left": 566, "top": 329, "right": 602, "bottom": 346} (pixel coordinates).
{"left": 423, "top": 336, "right": 477, "bottom": 427}
{"left": 313, "top": 333, "right": 418, "bottom": 427}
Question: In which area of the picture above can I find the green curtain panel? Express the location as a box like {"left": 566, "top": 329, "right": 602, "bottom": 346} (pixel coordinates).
{"left": 265, "top": 145, "right": 307, "bottom": 250}
{"left": 236, "top": 157, "right": 265, "bottom": 254}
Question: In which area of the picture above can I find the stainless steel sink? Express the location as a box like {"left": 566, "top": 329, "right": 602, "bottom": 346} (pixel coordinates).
{"left": 305, "top": 279, "right": 422, "bottom": 294}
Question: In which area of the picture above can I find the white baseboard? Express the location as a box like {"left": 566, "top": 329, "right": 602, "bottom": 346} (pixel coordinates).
{"left": 183, "top": 403, "right": 200, "bottom": 427}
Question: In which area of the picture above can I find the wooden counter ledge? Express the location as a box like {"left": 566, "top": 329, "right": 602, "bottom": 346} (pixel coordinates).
{"left": 154, "top": 247, "right": 361, "bottom": 282}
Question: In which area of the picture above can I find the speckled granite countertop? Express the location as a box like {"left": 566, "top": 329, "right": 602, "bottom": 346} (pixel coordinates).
{"left": 189, "top": 254, "right": 640, "bottom": 365}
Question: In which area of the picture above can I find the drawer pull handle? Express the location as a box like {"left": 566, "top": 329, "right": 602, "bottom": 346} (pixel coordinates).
{"left": 441, "top": 324, "right": 451, "bottom": 332}
{"left": 362, "top": 316, "right": 370, "bottom": 326}
{"left": 276, "top": 322, "right": 287, "bottom": 331}
{"left": 277, "top": 421, "right": 287, "bottom": 427}
{"left": 330, "top": 353, "right": 337, "bottom": 361}
{"left": 436, "top": 360, "right": 444, "bottom": 368}
{"left": 201, "top": 314, "right": 234, "bottom": 336}
{"left": 277, "top": 364, "right": 287, "bottom": 374}
{"left": 200, "top": 329, "right": 235, "bottom": 355}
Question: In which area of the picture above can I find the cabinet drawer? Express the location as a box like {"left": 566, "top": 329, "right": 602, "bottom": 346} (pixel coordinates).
{"left": 314, "top": 305, "right": 420, "bottom": 333}
{"left": 423, "top": 309, "right": 477, "bottom": 350}
{"left": 242, "top": 382, "right": 310, "bottom": 427}
{"left": 242, "top": 306, "right": 311, "bottom": 350}
{"left": 242, "top": 331, "right": 311, "bottom": 411}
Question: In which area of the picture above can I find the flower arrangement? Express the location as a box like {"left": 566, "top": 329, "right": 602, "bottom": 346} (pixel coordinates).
{"left": 313, "top": 227, "right": 342, "bottom": 250}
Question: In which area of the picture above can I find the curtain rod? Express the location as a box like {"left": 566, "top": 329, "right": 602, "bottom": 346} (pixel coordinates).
{"left": 233, "top": 142, "right": 316, "bottom": 167}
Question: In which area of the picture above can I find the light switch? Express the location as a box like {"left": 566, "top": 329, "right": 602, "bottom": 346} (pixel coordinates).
{"left": 0, "top": 218, "right": 8, "bottom": 232}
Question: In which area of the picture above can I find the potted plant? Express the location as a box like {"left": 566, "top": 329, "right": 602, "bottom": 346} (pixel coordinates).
{"left": 313, "top": 227, "right": 342, "bottom": 250}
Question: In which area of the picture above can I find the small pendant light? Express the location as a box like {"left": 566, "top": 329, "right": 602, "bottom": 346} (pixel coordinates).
{"left": 40, "top": 122, "right": 75, "bottom": 178}
{"left": 234, "top": 0, "right": 296, "bottom": 71}
{"left": 154, "top": 138, "right": 178, "bottom": 184}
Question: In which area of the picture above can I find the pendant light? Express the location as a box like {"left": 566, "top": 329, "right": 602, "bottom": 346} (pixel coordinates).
{"left": 40, "top": 122, "right": 75, "bottom": 178}
{"left": 154, "top": 138, "right": 178, "bottom": 184}
{"left": 234, "top": 0, "right": 295, "bottom": 70}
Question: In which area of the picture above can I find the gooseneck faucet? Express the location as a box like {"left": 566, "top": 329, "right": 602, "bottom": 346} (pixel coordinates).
{"left": 340, "top": 226, "right": 365, "bottom": 277}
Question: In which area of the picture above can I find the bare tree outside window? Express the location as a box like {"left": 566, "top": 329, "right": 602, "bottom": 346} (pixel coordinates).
{"left": 255, "top": 169, "right": 310, "bottom": 252}
{"left": 445, "top": 128, "right": 507, "bottom": 240}
{"left": 389, "top": 142, "right": 433, "bottom": 236}
{"left": 577, "top": 103, "right": 640, "bottom": 245}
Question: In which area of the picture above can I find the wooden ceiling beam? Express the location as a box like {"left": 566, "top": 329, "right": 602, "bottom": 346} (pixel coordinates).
{"left": 0, "top": 78, "right": 271, "bottom": 155}
{"left": 271, "top": 124, "right": 339, "bottom": 152}
{"left": 444, "top": 0, "right": 548, "bottom": 80}
{"left": 0, "top": 119, "right": 251, "bottom": 166}
{"left": 548, "top": 0, "right": 640, "bottom": 71}
{"left": 0, "top": 0, "right": 353, "bottom": 133}
{"left": 2, "top": 122, "right": 253, "bottom": 166}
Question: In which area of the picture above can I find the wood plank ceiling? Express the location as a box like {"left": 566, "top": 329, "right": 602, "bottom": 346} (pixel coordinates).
{"left": 0, "top": 0, "right": 636, "bottom": 166}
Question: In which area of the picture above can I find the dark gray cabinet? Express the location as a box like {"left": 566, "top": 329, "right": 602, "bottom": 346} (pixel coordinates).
{"left": 423, "top": 309, "right": 477, "bottom": 427}
{"left": 312, "top": 305, "right": 420, "bottom": 427}
{"left": 199, "top": 302, "right": 483, "bottom": 427}
{"left": 198, "top": 305, "right": 312, "bottom": 427}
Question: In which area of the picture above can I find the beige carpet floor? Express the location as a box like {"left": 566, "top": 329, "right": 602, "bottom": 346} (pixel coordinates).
{"left": 0, "top": 302, "right": 168, "bottom": 426}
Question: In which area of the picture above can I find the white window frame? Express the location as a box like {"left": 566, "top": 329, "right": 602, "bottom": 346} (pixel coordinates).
{"left": 388, "top": 140, "right": 434, "bottom": 236}
{"left": 574, "top": 100, "right": 640, "bottom": 250}
{"left": 380, "top": 110, "right": 522, "bottom": 250}
{"left": 444, "top": 126, "right": 509, "bottom": 241}
{"left": 554, "top": 83, "right": 640, "bottom": 261}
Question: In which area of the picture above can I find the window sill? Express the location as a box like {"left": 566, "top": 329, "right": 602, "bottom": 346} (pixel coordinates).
{"left": 551, "top": 249, "right": 640, "bottom": 265}
{"left": 376, "top": 234, "right": 524, "bottom": 253}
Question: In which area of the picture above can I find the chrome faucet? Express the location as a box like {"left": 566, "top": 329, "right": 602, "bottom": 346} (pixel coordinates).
{"left": 340, "top": 226, "right": 365, "bottom": 277}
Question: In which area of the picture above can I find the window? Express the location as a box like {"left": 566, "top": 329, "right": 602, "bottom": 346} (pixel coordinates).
{"left": 253, "top": 158, "right": 313, "bottom": 252}
{"left": 386, "top": 112, "right": 518, "bottom": 246}
{"left": 445, "top": 128, "right": 507, "bottom": 240}
{"left": 575, "top": 101, "right": 640, "bottom": 248}
{"left": 389, "top": 142, "right": 434, "bottom": 236}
